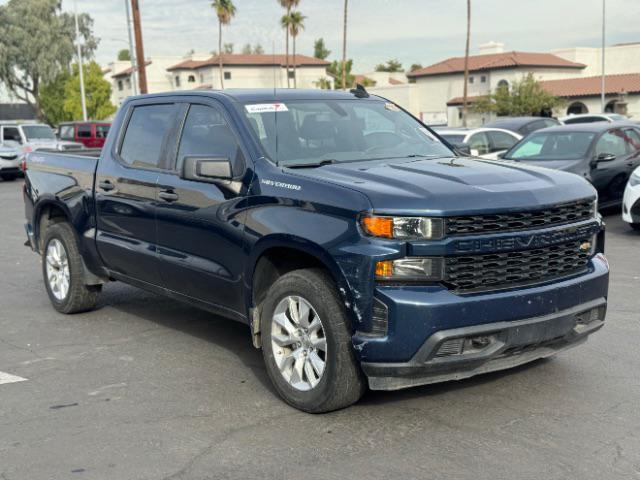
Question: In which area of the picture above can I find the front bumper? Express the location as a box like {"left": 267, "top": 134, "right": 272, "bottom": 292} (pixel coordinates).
{"left": 354, "top": 254, "right": 609, "bottom": 390}
{"left": 362, "top": 299, "right": 605, "bottom": 390}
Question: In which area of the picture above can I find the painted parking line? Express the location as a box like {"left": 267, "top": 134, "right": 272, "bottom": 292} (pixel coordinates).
{"left": 0, "top": 371, "right": 28, "bottom": 385}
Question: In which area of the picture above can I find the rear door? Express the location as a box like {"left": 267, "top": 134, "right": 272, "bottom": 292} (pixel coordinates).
{"left": 95, "top": 100, "right": 179, "bottom": 285}
{"left": 154, "top": 100, "right": 252, "bottom": 315}
{"left": 590, "top": 128, "right": 634, "bottom": 202}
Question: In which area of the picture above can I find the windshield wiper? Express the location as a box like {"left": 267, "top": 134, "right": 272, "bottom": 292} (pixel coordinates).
{"left": 285, "top": 159, "right": 338, "bottom": 169}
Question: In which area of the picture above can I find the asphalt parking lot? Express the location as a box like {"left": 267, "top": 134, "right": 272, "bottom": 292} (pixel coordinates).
{"left": 0, "top": 178, "right": 639, "bottom": 480}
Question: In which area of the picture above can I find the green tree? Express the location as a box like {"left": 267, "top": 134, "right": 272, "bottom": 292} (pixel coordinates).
{"left": 63, "top": 62, "right": 116, "bottom": 121}
{"left": 313, "top": 38, "right": 331, "bottom": 60}
{"left": 211, "top": 0, "right": 236, "bottom": 89}
{"left": 473, "top": 73, "right": 564, "bottom": 116}
{"left": 117, "top": 49, "right": 131, "bottom": 61}
{"left": 39, "top": 70, "right": 71, "bottom": 126}
{"left": 374, "top": 59, "right": 403, "bottom": 72}
{"left": 409, "top": 63, "right": 423, "bottom": 72}
{"left": 241, "top": 43, "right": 252, "bottom": 54}
{"left": 223, "top": 42, "right": 234, "bottom": 54}
{"left": 253, "top": 43, "right": 264, "bottom": 54}
{"left": 241, "top": 43, "right": 263, "bottom": 55}
{"left": 278, "top": 0, "right": 300, "bottom": 87}
{"left": 0, "top": 0, "right": 97, "bottom": 120}
{"left": 328, "top": 59, "right": 354, "bottom": 90}
{"left": 282, "top": 11, "right": 306, "bottom": 88}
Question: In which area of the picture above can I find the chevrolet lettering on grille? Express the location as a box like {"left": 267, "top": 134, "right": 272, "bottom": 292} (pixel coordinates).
{"left": 453, "top": 223, "right": 600, "bottom": 254}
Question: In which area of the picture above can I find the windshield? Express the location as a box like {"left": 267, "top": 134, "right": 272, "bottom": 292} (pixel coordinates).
{"left": 22, "top": 125, "right": 56, "bottom": 141}
{"left": 440, "top": 134, "right": 466, "bottom": 144}
{"left": 505, "top": 131, "right": 596, "bottom": 161}
{"left": 240, "top": 99, "right": 452, "bottom": 166}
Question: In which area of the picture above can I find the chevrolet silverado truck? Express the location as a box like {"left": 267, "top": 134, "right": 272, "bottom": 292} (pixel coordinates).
{"left": 23, "top": 89, "right": 609, "bottom": 413}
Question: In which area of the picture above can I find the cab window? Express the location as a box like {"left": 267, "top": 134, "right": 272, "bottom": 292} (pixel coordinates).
{"left": 120, "top": 104, "right": 176, "bottom": 169}
{"left": 467, "top": 132, "right": 491, "bottom": 156}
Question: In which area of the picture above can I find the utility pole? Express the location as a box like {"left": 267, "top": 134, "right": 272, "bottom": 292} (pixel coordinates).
{"left": 601, "top": 0, "right": 606, "bottom": 112}
{"left": 341, "top": 0, "right": 348, "bottom": 90}
{"left": 124, "top": 0, "right": 138, "bottom": 95}
{"left": 130, "top": 0, "right": 148, "bottom": 94}
{"left": 74, "top": 0, "right": 87, "bottom": 121}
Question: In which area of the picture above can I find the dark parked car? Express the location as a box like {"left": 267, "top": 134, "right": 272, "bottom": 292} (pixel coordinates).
{"left": 23, "top": 90, "right": 608, "bottom": 412}
{"left": 484, "top": 116, "right": 561, "bottom": 136}
{"left": 502, "top": 122, "right": 640, "bottom": 208}
{"left": 59, "top": 121, "right": 111, "bottom": 148}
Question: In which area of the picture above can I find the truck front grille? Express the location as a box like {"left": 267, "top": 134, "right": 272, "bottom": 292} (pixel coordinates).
{"left": 445, "top": 200, "right": 595, "bottom": 236}
{"left": 444, "top": 240, "right": 591, "bottom": 292}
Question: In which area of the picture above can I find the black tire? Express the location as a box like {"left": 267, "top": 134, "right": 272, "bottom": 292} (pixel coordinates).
{"left": 42, "top": 222, "right": 101, "bottom": 314}
{"left": 631, "top": 223, "right": 640, "bottom": 231}
{"left": 260, "top": 268, "right": 366, "bottom": 413}
{"left": 1, "top": 173, "right": 17, "bottom": 181}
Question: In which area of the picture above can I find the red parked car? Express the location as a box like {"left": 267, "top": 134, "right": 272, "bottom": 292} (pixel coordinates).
{"left": 58, "top": 122, "right": 111, "bottom": 149}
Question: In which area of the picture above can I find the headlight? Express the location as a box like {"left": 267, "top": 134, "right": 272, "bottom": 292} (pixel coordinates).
{"left": 375, "top": 257, "right": 444, "bottom": 281}
{"left": 362, "top": 215, "right": 444, "bottom": 240}
{"left": 629, "top": 170, "right": 640, "bottom": 187}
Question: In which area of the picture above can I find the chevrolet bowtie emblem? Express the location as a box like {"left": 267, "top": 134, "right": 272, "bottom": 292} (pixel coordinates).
{"left": 579, "top": 241, "right": 592, "bottom": 253}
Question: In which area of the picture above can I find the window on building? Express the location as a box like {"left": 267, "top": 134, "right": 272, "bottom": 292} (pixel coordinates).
{"left": 125, "top": 78, "right": 131, "bottom": 88}
{"left": 188, "top": 75, "right": 196, "bottom": 83}
{"left": 224, "top": 71, "right": 231, "bottom": 80}
{"left": 120, "top": 104, "right": 176, "bottom": 169}
{"left": 288, "top": 70, "right": 295, "bottom": 79}
{"left": 176, "top": 104, "right": 242, "bottom": 173}
{"left": 468, "top": 76, "right": 474, "bottom": 84}
{"left": 175, "top": 75, "right": 181, "bottom": 87}
{"left": 497, "top": 79, "right": 509, "bottom": 90}
{"left": 200, "top": 73, "right": 204, "bottom": 84}
{"left": 117, "top": 80, "right": 123, "bottom": 91}
{"left": 480, "top": 75, "right": 487, "bottom": 83}
{"left": 77, "top": 125, "right": 92, "bottom": 138}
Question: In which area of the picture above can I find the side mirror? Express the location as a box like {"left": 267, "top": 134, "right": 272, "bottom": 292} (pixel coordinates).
{"left": 181, "top": 155, "right": 233, "bottom": 182}
{"left": 454, "top": 143, "right": 471, "bottom": 156}
{"left": 497, "top": 152, "right": 506, "bottom": 159}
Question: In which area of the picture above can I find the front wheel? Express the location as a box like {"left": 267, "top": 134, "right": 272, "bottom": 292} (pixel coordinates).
{"left": 260, "top": 268, "right": 366, "bottom": 413}
{"left": 42, "top": 222, "right": 101, "bottom": 314}
{"left": 630, "top": 223, "right": 640, "bottom": 231}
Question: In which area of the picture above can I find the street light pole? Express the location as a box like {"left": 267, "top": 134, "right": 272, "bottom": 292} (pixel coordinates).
{"left": 601, "top": 0, "right": 606, "bottom": 112}
{"left": 124, "top": 0, "right": 138, "bottom": 96}
{"left": 130, "top": 0, "right": 148, "bottom": 94}
{"left": 74, "top": 0, "right": 88, "bottom": 121}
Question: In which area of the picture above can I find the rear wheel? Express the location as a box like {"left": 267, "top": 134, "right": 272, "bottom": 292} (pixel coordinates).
{"left": 631, "top": 223, "right": 640, "bottom": 231}
{"left": 260, "top": 268, "right": 366, "bottom": 413}
{"left": 42, "top": 223, "right": 101, "bottom": 314}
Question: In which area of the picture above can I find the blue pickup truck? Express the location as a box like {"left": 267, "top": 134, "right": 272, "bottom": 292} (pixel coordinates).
{"left": 24, "top": 89, "right": 609, "bottom": 412}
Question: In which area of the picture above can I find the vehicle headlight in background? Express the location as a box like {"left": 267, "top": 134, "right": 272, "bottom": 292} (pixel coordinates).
{"left": 362, "top": 215, "right": 444, "bottom": 240}
{"left": 375, "top": 257, "right": 444, "bottom": 281}
{"left": 629, "top": 169, "right": 640, "bottom": 187}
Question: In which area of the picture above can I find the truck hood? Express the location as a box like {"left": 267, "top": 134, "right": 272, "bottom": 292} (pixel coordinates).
{"left": 289, "top": 156, "right": 596, "bottom": 215}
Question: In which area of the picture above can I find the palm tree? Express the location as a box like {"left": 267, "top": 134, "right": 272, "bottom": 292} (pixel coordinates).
{"left": 462, "top": 0, "right": 471, "bottom": 126}
{"left": 212, "top": 0, "right": 236, "bottom": 89}
{"left": 341, "top": 0, "right": 348, "bottom": 90}
{"left": 286, "top": 11, "right": 306, "bottom": 88}
{"left": 279, "top": 0, "right": 300, "bottom": 87}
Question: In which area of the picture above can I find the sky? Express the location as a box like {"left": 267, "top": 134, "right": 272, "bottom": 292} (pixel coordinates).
{"left": 9, "top": 0, "right": 640, "bottom": 72}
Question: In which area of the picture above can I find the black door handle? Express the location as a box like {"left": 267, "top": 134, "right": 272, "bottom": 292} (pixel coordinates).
{"left": 158, "top": 190, "right": 179, "bottom": 202}
{"left": 98, "top": 180, "right": 115, "bottom": 191}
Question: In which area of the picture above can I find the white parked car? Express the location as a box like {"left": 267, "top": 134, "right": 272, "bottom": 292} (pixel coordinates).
{"left": 0, "top": 123, "right": 83, "bottom": 165}
{"left": 0, "top": 143, "right": 21, "bottom": 181}
{"left": 437, "top": 127, "right": 523, "bottom": 160}
{"left": 560, "top": 113, "right": 632, "bottom": 125}
{"left": 622, "top": 166, "right": 640, "bottom": 230}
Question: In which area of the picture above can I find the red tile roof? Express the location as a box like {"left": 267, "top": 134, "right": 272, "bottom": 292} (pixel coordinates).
{"left": 408, "top": 51, "right": 585, "bottom": 78}
{"left": 389, "top": 77, "right": 404, "bottom": 85}
{"left": 112, "top": 61, "right": 152, "bottom": 78}
{"left": 540, "top": 73, "right": 640, "bottom": 97}
{"left": 446, "top": 73, "right": 640, "bottom": 106}
{"left": 167, "top": 54, "right": 329, "bottom": 71}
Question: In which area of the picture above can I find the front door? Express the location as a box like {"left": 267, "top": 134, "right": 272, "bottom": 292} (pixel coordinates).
{"left": 95, "top": 101, "right": 179, "bottom": 285}
{"left": 155, "top": 101, "right": 251, "bottom": 316}
{"left": 590, "top": 128, "right": 636, "bottom": 202}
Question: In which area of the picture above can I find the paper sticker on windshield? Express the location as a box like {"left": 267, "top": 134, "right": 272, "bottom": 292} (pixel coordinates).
{"left": 417, "top": 127, "right": 437, "bottom": 141}
{"left": 385, "top": 102, "right": 400, "bottom": 112}
{"left": 245, "top": 103, "right": 289, "bottom": 113}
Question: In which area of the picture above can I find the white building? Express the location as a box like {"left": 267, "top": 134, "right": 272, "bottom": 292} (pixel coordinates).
{"left": 371, "top": 41, "right": 640, "bottom": 127}
{"left": 166, "top": 53, "right": 330, "bottom": 90}
{"left": 103, "top": 53, "right": 330, "bottom": 108}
